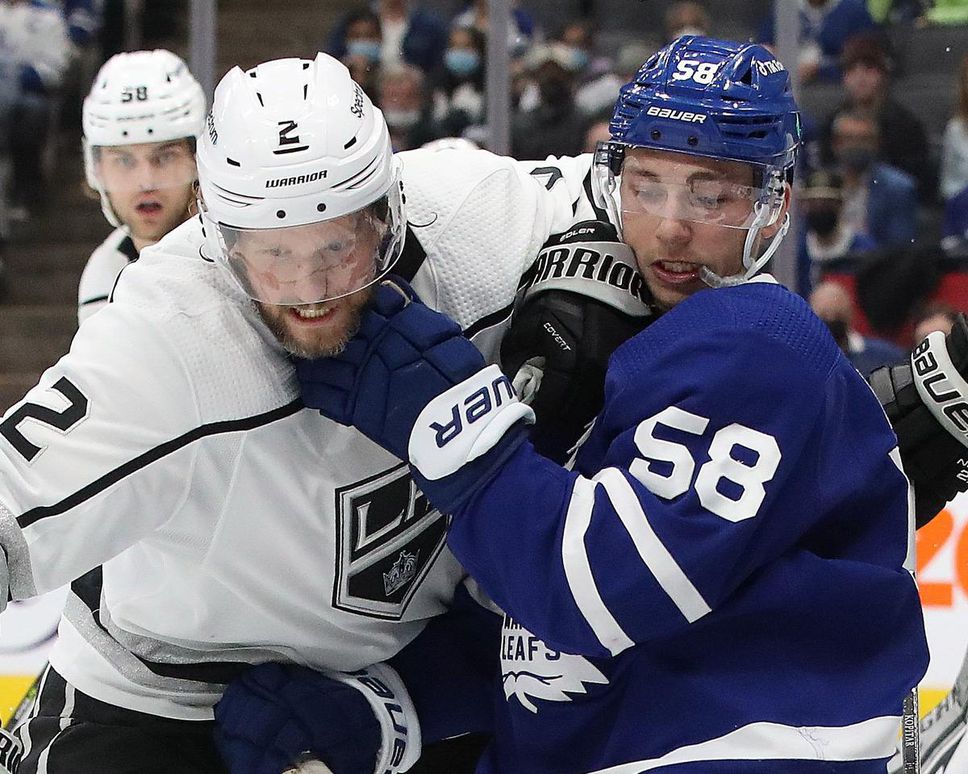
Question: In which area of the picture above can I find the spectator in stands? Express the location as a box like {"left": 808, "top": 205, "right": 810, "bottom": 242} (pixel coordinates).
{"left": 512, "top": 44, "right": 585, "bottom": 159}
{"left": 797, "top": 168, "right": 877, "bottom": 291}
{"left": 0, "top": 0, "right": 71, "bottom": 221}
{"left": 821, "top": 33, "right": 934, "bottom": 199}
{"left": 830, "top": 111, "right": 918, "bottom": 247}
{"left": 810, "top": 280, "right": 906, "bottom": 375}
{"left": 556, "top": 18, "right": 621, "bottom": 116}
{"left": 663, "top": 1, "right": 712, "bottom": 42}
{"left": 339, "top": 6, "right": 384, "bottom": 99}
{"left": 757, "top": 0, "right": 878, "bottom": 83}
{"left": 941, "top": 184, "right": 968, "bottom": 255}
{"left": 582, "top": 113, "right": 611, "bottom": 153}
{"left": 78, "top": 50, "right": 204, "bottom": 325}
{"left": 941, "top": 53, "right": 968, "bottom": 202}
{"left": 452, "top": 0, "right": 537, "bottom": 58}
{"left": 327, "top": 0, "right": 447, "bottom": 74}
{"left": 62, "top": 0, "right": 103, "bottom": 51}
{"left": 431, "top": 25, "right": 486, "bottom": 140}
{"left": 913, "top": 301, "right": 961, "bottom": 342}
{"left": 377, "top": 63, "right": 438, "bottom": 151}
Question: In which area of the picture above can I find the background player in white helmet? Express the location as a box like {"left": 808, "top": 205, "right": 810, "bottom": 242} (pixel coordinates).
{"left": 77, "top": 49, "right": 205, "bottom": 324}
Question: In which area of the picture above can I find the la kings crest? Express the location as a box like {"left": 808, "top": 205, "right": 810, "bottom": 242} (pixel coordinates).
{"left": 334, "top": 463, "right": 449, "bottom": 619}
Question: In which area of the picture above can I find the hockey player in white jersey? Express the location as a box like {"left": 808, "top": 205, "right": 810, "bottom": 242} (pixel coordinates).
{"left": 0, "top": 52, "right": 614, "bottom": 774}
{"left": 297, "top": 36, "right": 931, "bottom": 772}
{"left": 77, "top": 49, "right": 205, "bottom": 324}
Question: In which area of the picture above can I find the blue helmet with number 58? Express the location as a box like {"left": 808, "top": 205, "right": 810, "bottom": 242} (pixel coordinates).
{"left": 593, "top": 36, "right": 802, "bottom": 283}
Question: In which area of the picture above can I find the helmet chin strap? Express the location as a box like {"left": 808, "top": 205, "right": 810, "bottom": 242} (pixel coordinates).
{"left": 699, "top": 208, "right": 790, "bottom": 289}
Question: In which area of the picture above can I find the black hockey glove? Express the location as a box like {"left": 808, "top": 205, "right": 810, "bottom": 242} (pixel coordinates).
{"left": 500, "top": 221, "right": 654, "bottom": 463}
{"left": 869, "top": 314, "right": 968, "bottom": 527}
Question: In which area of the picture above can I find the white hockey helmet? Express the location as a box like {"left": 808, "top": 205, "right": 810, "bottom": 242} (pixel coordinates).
{"left": 196, "top": 53, "right": 405, "bottom": 306}
{"left": 83, "top": 49, "right": 206, "bottom": 227}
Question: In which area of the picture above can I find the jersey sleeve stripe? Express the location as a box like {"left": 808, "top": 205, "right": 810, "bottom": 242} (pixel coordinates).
{"left": 595, "top": 468, "right": 712, "bottom": 625}
{"left": 561, "top": 476, "right": 635, "bottom": 656}
{"left": 585, "top": 716, "right": 902, "bottom": 773}
{"left": 15, "top": 399, "right": 303, "bottom": 529}
{"left": 889, "top": 446, "right": 917, "bottom": 573}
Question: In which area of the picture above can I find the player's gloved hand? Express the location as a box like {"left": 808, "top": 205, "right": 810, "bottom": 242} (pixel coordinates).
{"left": 500, "top": 221, "right": 653, "bottom": 463}
{"left": 0, "top": 727, "right": 22, "bottom": 774}
{"left": 870, "top": 314, "right": 968, "bottom": 526}
{"left": 214, "top": 662, "right": 421, "bottom": 774}
{"left": 297, "top": 278, "right": 534, "bottom": 513}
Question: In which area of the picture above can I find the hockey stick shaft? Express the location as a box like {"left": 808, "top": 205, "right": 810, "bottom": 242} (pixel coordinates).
{"left": 902, "top": 686, "right": 921, "bottom": 773}
{"left": 3, "top": 663, "right": 45, "bottom": 732}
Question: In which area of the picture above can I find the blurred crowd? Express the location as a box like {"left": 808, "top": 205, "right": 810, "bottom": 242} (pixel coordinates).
{"left": 1, "top": 0, "right": 967, "bottom": 364}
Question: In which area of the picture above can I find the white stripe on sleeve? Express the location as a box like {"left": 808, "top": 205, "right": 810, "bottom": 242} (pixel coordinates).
{"left": 595, "top": 468, "right": 711, "bottom": 625}
{"left": 561, "top": 476, "right": 635, "bottom": 656}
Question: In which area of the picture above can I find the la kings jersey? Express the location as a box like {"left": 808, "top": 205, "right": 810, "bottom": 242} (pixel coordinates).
{"left": 443, "top": 280, "right": 929, "bottom": 773}
{"left": 0, "top": 148, "right": 596, "bottom": 720}
{"left": 77, "top": 227, "right": 139, "bottom": 325}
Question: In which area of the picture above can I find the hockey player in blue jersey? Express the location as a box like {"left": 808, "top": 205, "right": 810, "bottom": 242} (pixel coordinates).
{"left": 296, "top": 36, "right": 930, "bottom": 772}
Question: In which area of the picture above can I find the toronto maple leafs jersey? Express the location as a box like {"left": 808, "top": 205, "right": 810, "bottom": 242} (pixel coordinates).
{"left": 77, "top": 227, "right": 139, "bottom": 325}
{"left": 0, "top": 148, "right": 599, "bottom": 720}
{"left": 445, "top": 279, "right": 929, "bottom": 773}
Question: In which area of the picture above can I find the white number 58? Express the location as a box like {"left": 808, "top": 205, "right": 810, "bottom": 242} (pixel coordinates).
{"left": 630, "top": 406, "right": 781, "bottom": 523}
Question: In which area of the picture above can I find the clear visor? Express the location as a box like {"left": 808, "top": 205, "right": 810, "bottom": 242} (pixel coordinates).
{"left": 593, "top": 142, "right": 785, "bottom": 231}
{"left": 620, "top": 170, "right": 783, "bottom": 229}
{"left": 91, "top": 140, "right": 197, "bottom": 194}
{"left": 207, "top": 190, "right": 405, "bottom": 306}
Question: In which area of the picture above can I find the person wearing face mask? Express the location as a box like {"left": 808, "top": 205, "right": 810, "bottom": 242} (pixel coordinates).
{"left": 820, "top": 34, "right": 935, "bottom": 201}
{"left": 431, "top": 25, "right": 485, "bottom": 139}
{"left": 756, "top": 0, "right": 878, "bottom": 83}
{"left": 663, "top": 1, "right": 712, "bottom": 42}
{"left": 338, "top": 7, "right": 384, "bottom": 97}
{"left": 797, "top": 168, "right": 877, "bottom": 290}
{"left": 810, "top": 280, "right": 904, "bottom": 375}
{"left": 512, "top": 47, "right": 586, "bottom": 159}
{"left": 377, "top": 63, "right": 437, "bottom": 151}
{"left": 830, "top": 111, "right": 918, "bottom": 247}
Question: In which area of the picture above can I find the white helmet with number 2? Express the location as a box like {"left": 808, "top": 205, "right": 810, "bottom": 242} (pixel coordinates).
{"left": 196, "top": 53, "right": 405, "bottom": 306}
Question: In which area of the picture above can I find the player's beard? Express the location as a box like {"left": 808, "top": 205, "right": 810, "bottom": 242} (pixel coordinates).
{"left": 255, "top": 285, "right": 374, "bottom": 359}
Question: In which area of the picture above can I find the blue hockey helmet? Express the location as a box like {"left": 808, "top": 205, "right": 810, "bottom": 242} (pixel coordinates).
{"left": 593, "top": 36, "right": 802, "bottom": 284}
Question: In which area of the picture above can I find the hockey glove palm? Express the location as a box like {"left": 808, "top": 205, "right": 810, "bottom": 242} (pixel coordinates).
{"left": 214, "top": 662, "right": 420, "bottom": 774}
{"left": 297, "top": 279, "right": 534, "bottom": 511}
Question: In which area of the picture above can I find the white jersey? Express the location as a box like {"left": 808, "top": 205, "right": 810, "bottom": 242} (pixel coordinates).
{"left": 0, "top": 148, "right": 593, "bottom": 720}
{"left": 77, "top": 227, "right": 139, "bottom": 325}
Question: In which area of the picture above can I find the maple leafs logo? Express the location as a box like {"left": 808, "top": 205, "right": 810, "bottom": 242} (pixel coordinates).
{"left": 501, "top": 616, "right": 608, "bottom": 713}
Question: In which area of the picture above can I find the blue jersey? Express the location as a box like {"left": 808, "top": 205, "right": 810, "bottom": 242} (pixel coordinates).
{"left": 446, "top": 280, "right": 929, "bottom": 774}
